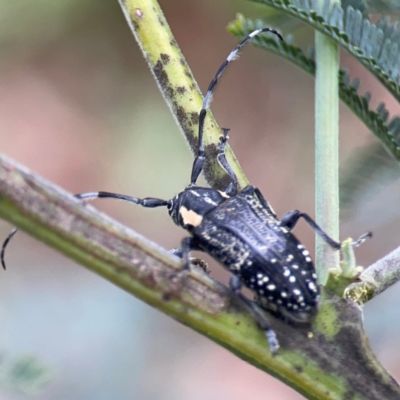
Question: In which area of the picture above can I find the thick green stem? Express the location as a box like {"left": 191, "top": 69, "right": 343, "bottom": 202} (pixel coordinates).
{"left": 118, "top": 0, "right": 248, "bottom": 190}
{"left": 315, "top": 0, "right": 340, "bottom": 283}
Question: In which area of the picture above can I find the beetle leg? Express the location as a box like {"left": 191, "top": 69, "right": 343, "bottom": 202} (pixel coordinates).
{"left": 229, "top": 276, "right": 279, "bottom": 354}
{"left": 217, "top": 128, "right": 239, "bottom": 196}
{"left": 281, "top": 210, "right": 341, "bottom": 249}
{"left": 170, "top": 244, "right": 210, "bottom": 273}
{"left": 180, "top": 236, "right": 200, "bottom": 272}
{"left": 170, "top": 248, "right": 183, "bottom": 258}
{"left": 280, "top": 210, "right": 371, "bottom": 249}
{"left": 176, "top": 236, "right": 202, "bottom": 272}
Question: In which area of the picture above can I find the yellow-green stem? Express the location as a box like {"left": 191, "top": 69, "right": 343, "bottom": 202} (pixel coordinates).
{"left": 118, "top": 0, "right": 248, "bottom": 190}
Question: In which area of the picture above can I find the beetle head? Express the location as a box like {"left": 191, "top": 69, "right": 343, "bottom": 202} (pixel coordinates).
{"left": 168, "top": 186, "right": 227, "bottom": 230}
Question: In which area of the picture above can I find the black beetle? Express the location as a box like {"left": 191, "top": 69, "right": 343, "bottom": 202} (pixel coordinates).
{"left": 1, "top": 28, "right": 370, "bottom": 353}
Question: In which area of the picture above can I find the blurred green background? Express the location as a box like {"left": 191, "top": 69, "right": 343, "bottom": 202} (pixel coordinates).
{"left": 0, "top": 1, "right": 399, "bottom": 399}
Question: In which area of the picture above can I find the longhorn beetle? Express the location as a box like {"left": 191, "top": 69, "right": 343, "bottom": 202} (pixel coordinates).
{"left": 1, "top": 28, "right": 370, "bottom": 353}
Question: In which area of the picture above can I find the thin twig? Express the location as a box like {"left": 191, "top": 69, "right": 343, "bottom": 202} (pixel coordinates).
{"left": 346, "top": 246, "right": 400, "bottom": 305}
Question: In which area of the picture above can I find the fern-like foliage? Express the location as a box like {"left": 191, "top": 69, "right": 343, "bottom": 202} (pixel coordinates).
{"left": 245, "top": 0, "right": 400, "bottom": 102}
{"left": 366, "top": 0, "right": 400, "bottom": 15}
{"left": 340, "top": 142, "right": 400, "bottom": 212}
{"left": 228, "top": 14, "right": 400, "bottom": 162}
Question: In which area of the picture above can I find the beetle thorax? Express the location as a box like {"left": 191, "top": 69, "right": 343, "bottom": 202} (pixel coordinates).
{"left": 168, "top": 186, "right": 227, "bottom": 230}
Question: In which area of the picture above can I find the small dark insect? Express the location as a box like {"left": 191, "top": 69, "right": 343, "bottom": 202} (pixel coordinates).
{"left": 1, "top": 28, "right": 371, "bottom": 353}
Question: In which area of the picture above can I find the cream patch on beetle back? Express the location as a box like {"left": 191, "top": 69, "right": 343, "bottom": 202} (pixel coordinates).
{"left": 179, "top": 206, "right": 203, "bottom": 227}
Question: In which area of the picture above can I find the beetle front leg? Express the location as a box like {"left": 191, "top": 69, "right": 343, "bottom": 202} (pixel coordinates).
{"left": 229, "top": 276, "right": 279, "bottom": 355}
{"left": 169, "top": 237, "right": 208, "bottom": 280}
{"left": 170, "top": 245, "right": 209, "bottom": 274}
{"left": 217, "top": 128, "right": 239, "bottom": 196}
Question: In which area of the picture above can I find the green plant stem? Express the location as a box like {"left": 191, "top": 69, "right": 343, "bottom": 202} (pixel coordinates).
{"left": 315, "top": 0, "right": 340, "bottom": 284}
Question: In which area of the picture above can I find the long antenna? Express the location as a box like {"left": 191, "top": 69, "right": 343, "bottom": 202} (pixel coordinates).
{"left": 0, "top": 192, "right": 168, "bottom": 270}
{"left": 190, "top": 28, "right": 283, "bottom": 185}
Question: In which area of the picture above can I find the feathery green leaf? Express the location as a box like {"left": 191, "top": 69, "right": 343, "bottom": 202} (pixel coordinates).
{"left": 228, "top": 14, "right": 400, "bottom": 162}
{"left": 241, "top": 0, "right": 400, "bottom": 102}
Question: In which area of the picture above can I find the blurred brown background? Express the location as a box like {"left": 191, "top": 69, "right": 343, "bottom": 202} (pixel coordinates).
{"left": 0, "top": 0, "right": 399, "bottom": 399}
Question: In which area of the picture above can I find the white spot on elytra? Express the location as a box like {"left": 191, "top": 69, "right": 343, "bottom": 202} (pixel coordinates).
{"left": 306, "top": 257, "right": 312, "bottom": 262}
{"left": 267, "top": 284, "right": 276, "bottom": 291}
{"left": 289, "top": 276, "right": 296, "bottom": 283}
{"left": 293, "top": 289, "right": 301, "bottom": 295}
{"left": 271, "top": 258, "right": 277, "bottom": 263}
{"left": 283, "top": 270, "right": 290, "bottom": 277}
{"left": 257, "top": 273, "right": 263, "bottom": 279}
{"left": 302, "top": 250, "right": 309, "bottom": 256}
{"left": 297, "top": 244, "right": 304, "bottom": 249}
{"left": 263, "top": 277, "right": 269, "bottom": 282}
{"left": 281, "top": 292, "right": 287, "bottom": 298}
{"left": 308, "top": 282, "right": 317, "bottom": 291}
{"left": 312, "top": 273, "right": 317, "bottom": 279}
{"left": 204, "top": 196, "right": 218, "bottom": 206}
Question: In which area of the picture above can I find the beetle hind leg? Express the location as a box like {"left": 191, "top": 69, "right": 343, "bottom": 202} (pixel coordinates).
{"left": 280, "top": 210, "right": 371, "bottom": 249}
{"left": 229, "top": 276, "right": 279, "bottom": 355}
